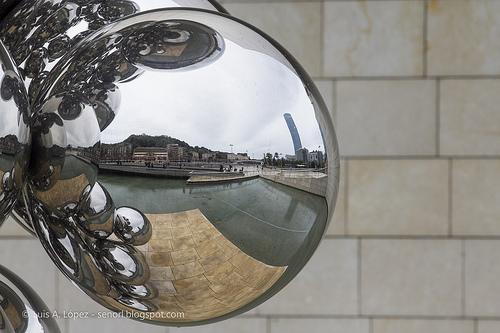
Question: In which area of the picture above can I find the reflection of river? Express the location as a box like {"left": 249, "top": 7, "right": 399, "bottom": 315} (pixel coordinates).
{"left": 0, "top": 153, "right": 15, "bottom": 171}
{"left": 99, "top": 174, "right": 328, "bottom": 266}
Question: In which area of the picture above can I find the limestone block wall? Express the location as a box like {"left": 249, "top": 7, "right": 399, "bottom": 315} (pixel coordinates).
{"left": 1, "top": 1, "right": 500, "bottom": 332}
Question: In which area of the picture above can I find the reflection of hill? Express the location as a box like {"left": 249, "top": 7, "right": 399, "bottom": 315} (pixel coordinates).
{"left": 118, "top": 134, "right": 213, "bottom": 155}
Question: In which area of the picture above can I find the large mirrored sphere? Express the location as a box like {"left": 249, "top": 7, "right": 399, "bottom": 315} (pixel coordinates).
{"left": 19, "top": 7, "right": 339, "bottom": 327}
{"left": 0, "top": 39, "right": 29, "bottom": 226}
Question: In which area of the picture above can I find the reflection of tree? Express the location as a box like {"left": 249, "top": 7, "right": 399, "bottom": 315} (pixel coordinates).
{"left": 123, "top": 134, "right": 211, "bottom": 153}
{"left": 265, "top": 153, "right": 273, "bottom": 166}
{"left": 263, "top": 150, "right": 325, "bottom": 169}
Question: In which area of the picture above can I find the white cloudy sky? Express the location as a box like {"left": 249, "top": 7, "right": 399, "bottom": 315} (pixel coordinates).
{"left": 101, "top": 38, "right": 324, "bottom": 159}
{"left": 0, "top": 102, "right": 18, "bottom": 138}
{"left": 133, "top": 0, "right": 219, "bottom": 11}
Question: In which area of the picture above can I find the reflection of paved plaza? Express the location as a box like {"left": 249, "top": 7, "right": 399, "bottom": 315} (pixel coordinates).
{"left": 101, "top": 176, "right": 328, "bottom": 266}
{"left": 142, "top": 209, "right": 286, "bottom": 322}
{"left": 24, "top": 170, "right": 326, "bottom": 323}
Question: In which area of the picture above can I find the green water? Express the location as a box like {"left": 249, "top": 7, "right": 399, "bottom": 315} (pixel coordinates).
{"left": 99, "top": 174, "right": 328, "bottom": 266}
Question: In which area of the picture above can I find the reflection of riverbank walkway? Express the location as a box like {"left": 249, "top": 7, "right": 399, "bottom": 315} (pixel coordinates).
{"left": 141, "top": 209, "right": 286, "bottom": 322}
{"left": 261, "top": 168, "right": 328, "bottom": 197}
{"left": 186, "top": 172, "right": 259, "bottom": 184}
{"left": 99, "top": 164, "right": 327, "bottom": 196}
{"left": 99, "top": 164, "right": 210, "bottom": 178}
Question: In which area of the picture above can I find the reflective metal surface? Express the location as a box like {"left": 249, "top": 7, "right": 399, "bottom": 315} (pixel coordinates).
{"left": 0, "top": 1, "right": 340, "bottom": 328}
{"left": 0, "top": 38, "right": 29, "bottom": 228}
{"left": 0, "top": 0, "right": 226, "bottom": 102}
{"left": 0, "top": 0, "right": 227, "bottom": 233}
{"left": 0, "top": 264, "right": 60, "bottom": 333}
{"left": 0, "top": 1, "right": 20, "bottom": 22}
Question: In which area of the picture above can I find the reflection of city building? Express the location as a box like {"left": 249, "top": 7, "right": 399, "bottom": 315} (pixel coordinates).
{"left": 167, "top": 144, "right": 186, "bottom": 162}
{"left": 190, "top": 151, "right": 200, "bottom": 162}
{"left": 202, "top": 152, "right": 216, "bottom": 162}
{"left": 296, "top": 148, "right": 309, "bottom": 162}
{"left": 133, "top": 147, "right": 168, "bottom": 162}
{"left": 199, "top": 151, "right": 249, "bottom": 163}
{"left": 308, "top": 151, "right": 324, "bottom": 167}
{"left": 97, "top": 137, "right": 244, "bottom": 164}
{"left": 236, "top": 153, "right": 250, "bottom": 161}
{"left": 100, "top": 143, "right": 133, "bottom": 161}
{"left": 68, "top": 143, "right": 100, "bottom": 163}
{"left": 284, "top": 113, "right": 303, "bottom": 154}
{"left": 216, "top": 152, "right": 228, "bottom": 161}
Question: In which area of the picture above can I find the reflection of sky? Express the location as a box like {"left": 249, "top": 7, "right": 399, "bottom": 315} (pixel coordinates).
{"left": 101, "top": 39, "right": 324, "bottom": 159}
{"left": 0, "top": 101, "right": 19, "bottom": 138}
{"left": 132, "top": 0, "right": 219, "bottom": 11}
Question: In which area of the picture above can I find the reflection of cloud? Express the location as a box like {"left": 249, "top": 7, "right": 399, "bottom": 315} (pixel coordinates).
{"left": 131, "top": 0, "right": 219, "bottom": 11}
{"left": 102, "top": 40, "right": 324, "bottom": 158}
{"left": 0, "top": 103, "right": 19, "bottom": 138}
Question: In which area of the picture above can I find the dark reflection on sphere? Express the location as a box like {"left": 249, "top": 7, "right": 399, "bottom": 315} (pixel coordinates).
{"left": 24, "top": 48, "right": 47, "bottom": 79}
{"left": 48, "top": 35, "right": 71, "bottom": 61}
{"left": 57, "top": 92, "right": 86, "bottom": 120}
{"left": 122, "top": 20, "right": 224, "bottom": 70}
{"left": 96, "top": 0, "right": 140, "bottom": 22}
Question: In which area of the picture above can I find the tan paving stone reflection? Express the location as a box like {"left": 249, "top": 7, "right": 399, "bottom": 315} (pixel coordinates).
{"left": 35, "top": 173, "right": 89, "bottom": 210}
{"left": 142, "top": 209, "right": 287, "bottom": 322}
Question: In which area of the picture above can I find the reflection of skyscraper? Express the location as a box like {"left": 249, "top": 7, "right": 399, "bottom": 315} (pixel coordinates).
{"left": 283, "top": 113, "right": 302, "bottom": 154}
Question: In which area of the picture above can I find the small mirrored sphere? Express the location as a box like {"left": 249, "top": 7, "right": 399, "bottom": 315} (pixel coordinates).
{"left": 114, "top": 206, "right": 152, "bottom": 246}
{"left": 15, "top": 7, "right": 340, "bottom": 326}
{"left": 0, "top": 264, "right": 60, "bottom": 333}
{"left": 0, "top": 39, "right": 29, "bottom": 226}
